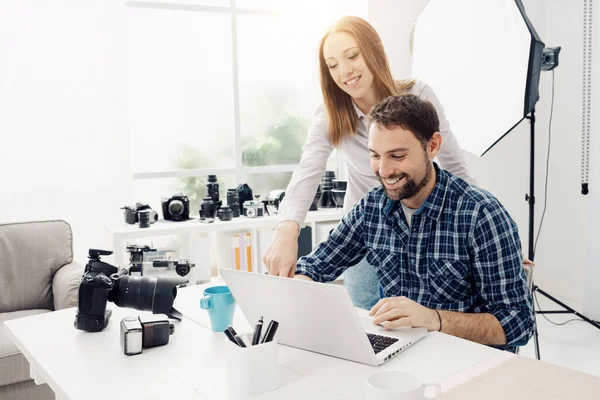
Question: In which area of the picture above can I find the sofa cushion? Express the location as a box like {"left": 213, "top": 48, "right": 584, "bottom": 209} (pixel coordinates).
{"left": 1, "top": 309, "right": 50, "bottom": 359}
{"left": 0, "top": 377, "right": 55, "bottom": 400}
{"left": 0, "top": 220, "right": 73, "bottom": 313}
{"left": 0, "top": 353, "right": 36, "bottom": 388}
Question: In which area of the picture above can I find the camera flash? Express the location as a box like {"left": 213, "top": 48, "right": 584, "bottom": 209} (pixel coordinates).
{"left": 120, "top": 316, "right": 143, "bottom": 356}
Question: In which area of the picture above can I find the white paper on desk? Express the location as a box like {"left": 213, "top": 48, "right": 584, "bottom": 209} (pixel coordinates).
{"left": 440, "top": 355, "right": 600, "bottom": 400}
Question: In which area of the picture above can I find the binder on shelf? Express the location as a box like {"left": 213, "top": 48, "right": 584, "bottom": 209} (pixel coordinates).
{"left": 244, "top": 232, "right": 252, "bottom": 273}
{"left": 230, "top": 231, "right": 252, "bottom": 272}
{"left": 232, "top": 234, "right": 241, "bottom": 271}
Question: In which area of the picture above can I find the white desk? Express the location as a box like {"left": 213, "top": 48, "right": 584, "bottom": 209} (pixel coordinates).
{"left": 4, "top": 282, "right": 513, "bottom": 400}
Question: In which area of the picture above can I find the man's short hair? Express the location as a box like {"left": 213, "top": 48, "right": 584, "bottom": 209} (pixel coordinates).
{"left": 368, "top": 94, "right": 440, "bottom": 144}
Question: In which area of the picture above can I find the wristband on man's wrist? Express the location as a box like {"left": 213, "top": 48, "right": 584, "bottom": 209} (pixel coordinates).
{"left": 434, "top": 309, "right": 442, "bottom": 332}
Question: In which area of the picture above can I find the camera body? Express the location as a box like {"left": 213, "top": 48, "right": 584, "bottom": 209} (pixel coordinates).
{"left": 161, "top": 194, "right": 190, "bottom": 221}
{"left": 121, "top": 202, "right": 158, "bottom": 225}
{"left": 74, "top": 248, "right": 188, "bottom": 333}
{"left": 243, "top": 200, "right": 264, "bottom": 218}
{"left": 74, "top": 249, "right": 120, "bottom": 332}
{"left": 120, "top": 315, "right": 174, "bottom": 356}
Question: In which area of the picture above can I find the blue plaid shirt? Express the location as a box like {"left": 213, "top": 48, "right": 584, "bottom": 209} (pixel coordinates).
{"left": 297, "top": 165, "right": 534, "bottom": 347}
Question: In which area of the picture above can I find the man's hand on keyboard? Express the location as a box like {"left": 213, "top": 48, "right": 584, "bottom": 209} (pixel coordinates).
{"left": 368, "top": 296, "right": 440, "bottom": 331}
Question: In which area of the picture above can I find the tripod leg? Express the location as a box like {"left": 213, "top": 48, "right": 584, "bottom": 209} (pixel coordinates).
{"left": 533, "top": 302, "right": 541, "bottom": 360}
{"left": 535, "top": 287, "right": 600, "bottom": 330}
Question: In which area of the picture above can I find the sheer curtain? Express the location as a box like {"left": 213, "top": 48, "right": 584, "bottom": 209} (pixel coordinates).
{"left": 0, "top": 0, "right": 129, "bottom": 265}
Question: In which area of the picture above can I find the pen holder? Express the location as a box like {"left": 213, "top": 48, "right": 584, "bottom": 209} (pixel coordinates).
{"left": 224, "top": 335, "right": 279, "bottom": 398}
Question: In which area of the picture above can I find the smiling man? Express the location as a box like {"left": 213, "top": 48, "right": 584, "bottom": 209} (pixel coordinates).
{"left": 293, "top": 94, "right": 534, "bottom": 350}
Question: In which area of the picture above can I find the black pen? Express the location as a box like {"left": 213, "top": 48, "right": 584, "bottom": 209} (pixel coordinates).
{"left": 224, "top": 326, "right": 239, "bottom": 346}
{"left": 252, "top": 316, "right": 264, "bottom": 346}
{"left": 233, "top": 334, "right": 247, "bottom": 348}
{"left": 260, "top": 320, "right": 279, "bottom": 344}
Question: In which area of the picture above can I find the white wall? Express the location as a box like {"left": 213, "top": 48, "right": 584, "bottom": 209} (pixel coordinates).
{"left": 0, "top": 0, "right": 130, "bottom": 265}
{"left": 369, "top": 0, "right": 590, "bottom": 302}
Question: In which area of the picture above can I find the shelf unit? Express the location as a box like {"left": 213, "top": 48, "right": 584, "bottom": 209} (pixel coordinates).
{"left": 104, "top": 209, "right": 343, "bottom": 284}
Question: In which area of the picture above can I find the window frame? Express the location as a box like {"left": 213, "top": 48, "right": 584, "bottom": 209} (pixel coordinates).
{"left": 126, "top": 0, "right": 342, "bottom": 184}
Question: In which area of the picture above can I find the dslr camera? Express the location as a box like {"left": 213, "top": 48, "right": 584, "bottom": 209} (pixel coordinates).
{"left": 74, "top": 249, "right": 187, "bottom": 333}
{"left": 121, "top": 202, "right": 158, "bottom": 225}
{"left": 120, "top": 315, "right": 174, "bottom": 356}
{"left": 161, "top": 193, "right": 190, "bottom": 221}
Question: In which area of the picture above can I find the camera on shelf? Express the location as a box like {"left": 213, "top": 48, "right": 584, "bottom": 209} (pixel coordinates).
{"left": 161, "top": 193, "right": 190, "bottom": 222}
{"left": 263, "top": 190, "right": 285, "bottom": 216}
{"left": 120, "top": 315, "right": 174, "bottom": 356}
{"left": 243, "top": 195, "right": 265, "bottom": 218}
{"left": 74, "top": 249, "right": 187, "bottom": 333}
{"left": 121, "top": 202, "right": 158, "bottom": 226}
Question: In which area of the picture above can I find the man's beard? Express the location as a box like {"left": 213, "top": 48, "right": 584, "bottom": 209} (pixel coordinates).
{"left": 377, "top": 156, "right": 433, "bottom": 201}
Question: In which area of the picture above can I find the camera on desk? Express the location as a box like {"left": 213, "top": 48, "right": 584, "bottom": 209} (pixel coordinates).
{"left": 243, "top": 196, "right": 265, "bottom": 218}
{"left": 161, "top": 193, "right": 190, "bottom": 222}
{"left": 120, "top": 315, "right": 174, "bottom": 356}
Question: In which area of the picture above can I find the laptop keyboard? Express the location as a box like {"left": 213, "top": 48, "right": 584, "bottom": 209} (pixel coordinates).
{"left": 367, "top": 333, "right": 399, "bottom": 354}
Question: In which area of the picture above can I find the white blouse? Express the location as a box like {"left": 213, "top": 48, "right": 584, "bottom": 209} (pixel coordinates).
{"left": 277, "top": 80, "right": 477, "bottom": 226}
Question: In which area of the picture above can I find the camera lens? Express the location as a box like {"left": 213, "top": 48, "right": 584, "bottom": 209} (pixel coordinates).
{"left": 175, "top": 264, "right": 191, "bottom": 277}
{"left": 111, "top": 275, "right": 188, "bottom": 320}
{"left": 113, "top": 276, "right": 157, "bottom": 312}
{"left": 138, "top": 210, "right": 151, "bottom": 228}
{"left": 169, "top": 200, "right": 184, "bottom": 216}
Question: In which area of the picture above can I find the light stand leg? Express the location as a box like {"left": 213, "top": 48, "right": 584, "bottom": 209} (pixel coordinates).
{"left": 526, "top": 110, "right": 541, "bottom": 361}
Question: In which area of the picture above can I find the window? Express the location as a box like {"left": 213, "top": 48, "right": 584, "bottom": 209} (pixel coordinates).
{"left": 126, "top": 0, "right": 367, "bottom": 214}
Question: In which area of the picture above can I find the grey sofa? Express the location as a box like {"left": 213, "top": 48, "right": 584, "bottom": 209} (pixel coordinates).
{"left": 0, "top": 220, "right": 83, "bottom": 400}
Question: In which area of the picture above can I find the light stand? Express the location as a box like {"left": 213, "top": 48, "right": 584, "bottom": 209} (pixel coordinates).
{"left": 526, "top": 106, "right": 600, "bottom": 362}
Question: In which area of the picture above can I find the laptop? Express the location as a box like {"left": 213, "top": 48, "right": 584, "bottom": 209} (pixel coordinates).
{"left": 219, "top": 268, "right": 427, "bottom": 366}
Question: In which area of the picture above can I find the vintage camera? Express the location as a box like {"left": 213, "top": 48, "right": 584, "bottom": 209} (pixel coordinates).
{"left": 121, "top": 202, "right": 158, "bottom": 226}
{"left": 120, "top": 315, "right": 174, "bottom": 356}
{"left": 150, "top": 259, "right": 195, "bottom": 278}
{"left": 74, "top": 249, "right": 187, "bottom": 333}
{"left": 243, "top": 195, "right": 265, "bottom": 218}
{"left": 161, "top": 193, "right": 190, "bottom": 221}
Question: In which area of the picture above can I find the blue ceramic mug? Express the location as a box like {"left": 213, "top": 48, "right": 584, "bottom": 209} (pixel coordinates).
{"left": 200, "top": 286, "right": 236, "bottom": 332}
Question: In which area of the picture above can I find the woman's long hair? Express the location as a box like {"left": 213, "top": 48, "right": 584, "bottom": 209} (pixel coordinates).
{"left": 319, "top": 16, "right": 415, "bottom": 146}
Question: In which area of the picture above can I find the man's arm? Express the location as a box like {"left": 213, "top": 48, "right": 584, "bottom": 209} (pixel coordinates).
{"left": 294, "top": 195, "right": 369, "bottom": 283}
{"left": 437, "top": 310, "right": 506, "bottom": 345}
{"left": 370, "top": 297, "right": 507, "bottom": 345}
{"left": 469, "top": 202, "right": 534, "bottom": 346}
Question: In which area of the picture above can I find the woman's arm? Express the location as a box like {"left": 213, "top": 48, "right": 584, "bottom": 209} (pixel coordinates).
{"left": 417, "top": 82, "right": 478, "bottom": 185}
{"left": 264, "top": 106, "right": 334, "bottom": 277}
{"left": 277, "top": 105, "right": 334, "bottom": 226}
